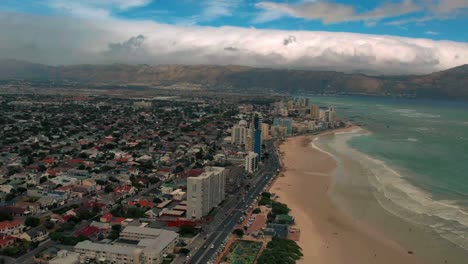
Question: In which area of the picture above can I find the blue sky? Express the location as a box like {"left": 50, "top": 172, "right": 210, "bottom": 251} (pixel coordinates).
{"left": 0, "top": 0, "right": 467, "bottom": 74}
{"left": 1, "top": 0, "right": 468, "bottom": 41}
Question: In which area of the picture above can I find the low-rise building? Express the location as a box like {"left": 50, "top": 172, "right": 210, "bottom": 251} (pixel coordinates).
{"left": 74, "top": 227, "right": 178, "bottom": 264}
{"left": 0, "top": 220, "right": 24, "bottom": 235}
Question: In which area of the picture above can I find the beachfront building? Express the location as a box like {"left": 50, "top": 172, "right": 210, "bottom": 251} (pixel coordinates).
{"left": 245, "top": 151, "right": 259, "bottom": 173}
{"left": 251, "top": 112, "right": 263, "bottom": 161}
{"left": 273, "top": 118, "right": 293, "bottom": 135}
{"left": 187, "top": 167, "right": 225, "bottom": 219}
{"left": 231, "top": 120, "right": 249, "bottom": 146}
{"left": 270, "top": 126, "right": 288, "bottom": 138}
{"left": 310, "top": 104, "right": 320, "bottom": 119}
{"left": 328, "top": 106, "right": 337, "bottom": 122}
{"left": 74, "top": 227, "right": 178, "bottom": 264}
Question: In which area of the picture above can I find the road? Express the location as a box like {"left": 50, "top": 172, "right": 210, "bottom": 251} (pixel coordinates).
{"left": 188, "top": 141, "right": 280, "bottom": 264}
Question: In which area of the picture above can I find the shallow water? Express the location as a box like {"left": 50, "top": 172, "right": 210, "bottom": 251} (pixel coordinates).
{"left": 304, "top": 96, "right": 468, "bottom": 263}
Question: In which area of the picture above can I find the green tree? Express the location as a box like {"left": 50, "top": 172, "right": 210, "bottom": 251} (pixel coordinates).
{"left": 179, "top": 248, "right": 190, "bottom": 255}
{"left": 271, "top": 201, "right": 290, "bottom": 215}
{"left": 232, "top": 229, "right": 244, "bottom": 237}
{"left": 44, "top": 220, "right": 55, "bottom": 229}
{"left": 24, "top": 217, "right": 40, "bottom": 227}
{"left": 104, "top": 185, "right": 114, "bottom": 193}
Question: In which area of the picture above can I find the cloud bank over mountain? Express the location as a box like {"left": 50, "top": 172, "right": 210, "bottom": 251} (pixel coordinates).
{"left": 0, "top": 12, "right": 467, "bottom": 75}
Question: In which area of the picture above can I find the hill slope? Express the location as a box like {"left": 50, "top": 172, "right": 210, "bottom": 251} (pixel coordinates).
{"left": 0, "top": 60, "right": 467, "bottom": 99}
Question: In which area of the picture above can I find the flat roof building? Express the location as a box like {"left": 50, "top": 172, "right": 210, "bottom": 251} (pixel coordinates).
{"left": 187, "top": 167, "right": 225, "bottom": 219}
{"left": 74, "top": 227, "right": 178, "bottom": 264}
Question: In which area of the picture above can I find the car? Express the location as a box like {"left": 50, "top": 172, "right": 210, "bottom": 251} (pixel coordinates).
{"left": 210, "top": 244, "right": 215, "bottom": 249}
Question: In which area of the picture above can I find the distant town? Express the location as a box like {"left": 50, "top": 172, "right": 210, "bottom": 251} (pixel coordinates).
{"left": 0, "top": 89, "right": 345, "bottom": 264}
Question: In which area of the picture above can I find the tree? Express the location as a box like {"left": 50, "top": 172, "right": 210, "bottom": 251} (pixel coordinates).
{"left": 178, "top": 225, "right": 198, "bottom": 236}
{"left": 257, "top": 237, "right": 302, "bottom": 264}
{"left": 44, "top": 220, "right": 55, "bottom": 229}
{"left": 271, "top": 201, "right": 290, "bottom": 215}
{"left": 253, "top": 208, "right": 261, "bottom": 214}
{"left": 232, "top": 229, "right": 244, "bottom": 237}
{"left": 25, "top": 217, "right": 40, "bottom": 227}
{"left": 0, "top": 211, "right": 12, "bottom": 221}
{"left": 39, "top": 176, "right": 47, "bottom": 183}
{"left": 179, "top": 248, "right": 190, "bottom": 255}
{"left": 104, "top": 185, "right": 114, "bottom": 193}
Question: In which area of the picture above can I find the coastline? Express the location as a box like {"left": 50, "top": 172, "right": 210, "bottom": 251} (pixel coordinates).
{"left": 271, "top": 128, "right": 426, "bottom": 264}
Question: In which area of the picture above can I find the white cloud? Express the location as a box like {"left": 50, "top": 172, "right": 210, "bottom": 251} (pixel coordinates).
{"left": 255, "top": 0, "right": 418, "bottom": 24}
{"left": 176, "top": 0, "right": 243, "bottom": 25}
{"left": 200, "top": 0, "right": 241, "bottom": 21}
{"left": 48, "top": 0, "right": 151, "bottom": 19}
{"left": 254, "top": 0, "right": 468, "bottom": 26}
{"left": 425, "top": 31, "right": 440, "bottom": 35}
{"left": 0, "top": 12, "right": 467, "bottom": 75}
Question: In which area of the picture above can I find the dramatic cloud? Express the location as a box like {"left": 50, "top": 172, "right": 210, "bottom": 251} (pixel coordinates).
{"left": 0, "top": 12, "right": 467, "bottom": 75}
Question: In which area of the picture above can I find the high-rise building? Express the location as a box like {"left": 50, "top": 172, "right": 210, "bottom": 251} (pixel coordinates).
{"left": 273, "top": 117, "right": 293, "bottom": 135}
{"left": 310, "top": 105, "right": 320, "bottom": 119}
{"left": 251, "top": 112, "right": 262, "bottom": 161}
{"left": 245, "top": 127, "right": 254, "bottom": 152}
{"left": 231, "top": 120, "right": 248, "bottom": 145}
{"left": 261, "top": 123, "right": 270, "bottom": 141}
{"left": 244, "top": 151, "right": 258, "bottom": 173}
{"left": 329, "top": 106, "right": 337, "bottom": 122}
{"left": 187, "top": 167, "right": 225, "bottom": 219}
{"left": 270, "top": 126, "right": 288, "bottom": 138}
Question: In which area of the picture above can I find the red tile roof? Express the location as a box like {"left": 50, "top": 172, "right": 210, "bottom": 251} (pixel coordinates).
{"left": 113, "top": 186, "right": 133, "bottom": 193}
{"left": 100, "top": 213, "right": 113, "bottom": 223}
{"left": 128, "top": 200, "right": 154, "bottom": 208}
{"left": 0, "top": 220, "right": 23, "bottom": 230}
{"left": 67, "top": 159, "right": 85, "bottom": 164}
{"left": 75, "top": 226, "right": 103, "bottom": 237}
{"left": 41, "top": 157, "right": 55, "bottom": 164}
{"left": 0, "top": 235, "right": 16, "bottom": 246}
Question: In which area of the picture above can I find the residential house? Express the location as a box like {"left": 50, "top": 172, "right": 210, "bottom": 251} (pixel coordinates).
{"left": 0, "top": 234, "right": 16, "bottom": 249}
{"left": 0, "top": 220, "right": 24, "bottom": 235}
{"left": 20, "top": 226, "right": 49, "bottom": 242}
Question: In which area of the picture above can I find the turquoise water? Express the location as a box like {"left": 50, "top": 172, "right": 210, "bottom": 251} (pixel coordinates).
{"left": 305, "top": 96, "right": 468, "bottom": 255}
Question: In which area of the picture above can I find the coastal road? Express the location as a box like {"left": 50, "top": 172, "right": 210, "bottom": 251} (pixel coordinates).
{"left": 188, "top": 141, "right": 280, "bottom": 264}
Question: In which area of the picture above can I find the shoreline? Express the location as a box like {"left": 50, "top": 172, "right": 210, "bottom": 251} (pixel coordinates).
{"left": 271, "top": 128, "right": 426, "bottom": 264}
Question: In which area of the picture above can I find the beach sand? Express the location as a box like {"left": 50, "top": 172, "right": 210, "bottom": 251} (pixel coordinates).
{"left": 271, "top": 131, "right": 426, "bottom": 264}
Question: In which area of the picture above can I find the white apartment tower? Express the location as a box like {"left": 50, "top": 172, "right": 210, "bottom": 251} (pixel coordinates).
{"left": 187, "top": 167, "right": 225, "bottom": 219}
{"left": 244, "top": 152, "right": 258, "bottom": 173}
{"left": 329, "top": 106, "right": 337, "bottom": 122}
{"left": 231, "top": 120, "right": 248, "bottom": 145}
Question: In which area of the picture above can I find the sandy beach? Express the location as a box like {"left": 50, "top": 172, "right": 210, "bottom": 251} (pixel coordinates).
{"left": 271, "top": 130, "right": 426, "bottom": 264}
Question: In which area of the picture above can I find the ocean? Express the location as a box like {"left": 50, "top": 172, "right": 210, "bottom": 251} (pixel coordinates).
{"left": 306, "top": 96, "right": 468, "bottom": 263}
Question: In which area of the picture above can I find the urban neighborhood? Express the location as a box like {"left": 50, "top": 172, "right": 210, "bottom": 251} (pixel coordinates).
{"left": 0, "top": 89, "right": 343, "bottom": 264}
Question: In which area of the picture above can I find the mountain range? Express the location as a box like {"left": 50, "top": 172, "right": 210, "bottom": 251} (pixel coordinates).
{"left": 1, "top": 59, "right": 467, "bottom": 99}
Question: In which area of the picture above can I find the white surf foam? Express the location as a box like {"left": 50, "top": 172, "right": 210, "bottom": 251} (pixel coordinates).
{"left": 394, "top": 109, "right": 441, "bottom": 119}
{"left": 326, "top": 132, "right": 468, "bottom": 251}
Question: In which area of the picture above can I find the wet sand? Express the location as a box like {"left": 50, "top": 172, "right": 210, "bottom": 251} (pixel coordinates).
{"left": 271, "top": 131, "right": 426, "bottom": 264}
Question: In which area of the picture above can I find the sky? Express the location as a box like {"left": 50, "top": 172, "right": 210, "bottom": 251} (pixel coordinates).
{"left": 0, "top": 0, "right": 468, "bottom": 74}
